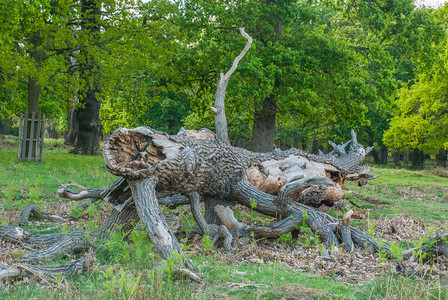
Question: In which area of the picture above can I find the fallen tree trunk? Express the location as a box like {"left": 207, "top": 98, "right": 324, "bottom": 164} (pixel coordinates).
{"left": 95, "top": 126, "right": 380, "bottom": 260}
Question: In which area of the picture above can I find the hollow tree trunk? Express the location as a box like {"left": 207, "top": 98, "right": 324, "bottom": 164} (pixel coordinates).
{"left": 101, "top": 127, "right": 375, "bottom": 261}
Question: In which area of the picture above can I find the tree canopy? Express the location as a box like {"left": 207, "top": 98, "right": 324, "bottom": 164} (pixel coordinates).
{"left": 0, "top": 0, "right": 446, "bottom": 159}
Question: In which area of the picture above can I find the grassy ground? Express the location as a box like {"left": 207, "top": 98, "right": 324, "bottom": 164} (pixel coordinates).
{"left": 1, "top": 135, "right": 448, "bottom": 299}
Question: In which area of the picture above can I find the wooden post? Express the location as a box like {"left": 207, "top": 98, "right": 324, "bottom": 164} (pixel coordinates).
{"left": 40, "top": 114, "right": 45, "bottom": 161}
{"left": 17, "top": 114, "right": 24, "bottom": 160}
{"left": 28, "top": 112, "right": 35, "bottom": 161}
{"left": 35, "top": 112, "right": 42, "bottom": 162}
{"left": 17, "top": 111, "right": 45, "bottom": 162}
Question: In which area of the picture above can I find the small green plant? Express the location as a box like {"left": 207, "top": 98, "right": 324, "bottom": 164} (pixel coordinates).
{"left": 389, "top": 241, "right": 403, "bottom": 261}
{"left": 96, "top": 229, "right": 132, "bottom": 265}
{"left": 201, "top": 235, "right": 214, "bottom": 253}
{"left": 70, "top": 207, "right": 82, "bottom": 219}
{"left": 366, "top": 220, "right": 375, "bottom": 238}
{"left": 102, "top": 266, "right": 142, "bottom": 299}
{"left": 412, "top": 240, "right": 429, "bottom": 264}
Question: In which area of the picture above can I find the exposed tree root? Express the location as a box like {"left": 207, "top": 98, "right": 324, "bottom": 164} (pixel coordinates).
{"left": 19, "top": 204, "right": 75, "bottom": 226}
{"left": 0, "top": 252, "right": 94, "bottom": 280}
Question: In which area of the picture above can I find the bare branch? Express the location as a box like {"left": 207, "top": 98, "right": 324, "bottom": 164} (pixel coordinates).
{"left": 213, "top": 27, "right": 253, "bottom": 145}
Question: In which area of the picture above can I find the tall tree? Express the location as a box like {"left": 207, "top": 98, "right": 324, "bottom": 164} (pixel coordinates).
{"left": 0, "top": 0, "right": 78, "bottom": 115}
{"left": 74, "top": 0, "right": 102, "bottom": 154}
{"left": 175, "top": 0, "right": 420, "bottom": 152}
{"left": 382, "top": 4, "right": 448, "bottom": 164}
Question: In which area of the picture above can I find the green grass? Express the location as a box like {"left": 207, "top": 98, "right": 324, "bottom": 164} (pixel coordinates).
{"left": 0, "top": 136, "right": 116, "bottom": 215}
{"left": 195, "top": 256, "right": 353, "bottom": 299}
{"left": 369, "top": 167, "right": 448, "bottom": 187}
{"left": 352, "top": 273, "right": 448, "bottom": 300}
{"left": 1, "top": 135, "right": 448, "bottom": 299}
{"left": 345, "top": 167, "right": 448, "bottom": 222}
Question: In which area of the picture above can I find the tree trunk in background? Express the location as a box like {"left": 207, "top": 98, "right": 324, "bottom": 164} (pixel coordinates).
{"left": 249, "top": 18, "right": 282, "bottom": 153}
{"left": 23, "top": 32, "right": 45, "bottom": 159}
{"left": 403, "top": 150, "right": 409, "bottom": 165}
{"left": 64, "top": 107, "right": 78, "bottom": 146}
{"left": 27, "top": 76, "right": 40, "bottom": 114}
{"left": 250, "top": 94, "right": 277, "bottom": 152}
{"left": 412, "top": 148, "right": 424, "bottom": 167}
{"left": 311, "top": 140, "right": 322, "bottom": 155}
{"left": 392, "top": 149, "right": 400, "bottom": 165}
{"left": 378, "top": 144, "right": 388, "bottom": 165}
{"left": 371, "top": 146, "right": 380, "bottom": 164}
{"left": 74, "top": 0, "right": 101, "bottom": 155}
{"left": 0, "top": 118, "right": 6, "bottom": 135}
{"left": 436, "top": 149, "right": 447, "bottom": 168}
{"left": 75, "top": 89, "right": 101, "bottom": 155}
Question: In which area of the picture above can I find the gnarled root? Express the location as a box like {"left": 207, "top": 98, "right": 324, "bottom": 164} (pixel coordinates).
{"left": 229, "top": 179, "right": 391, "bottom": 254}
{"left": 0, "top": 252, "right": 94, "bottom": 281}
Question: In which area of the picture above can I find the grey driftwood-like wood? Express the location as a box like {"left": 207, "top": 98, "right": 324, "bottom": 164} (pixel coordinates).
{"left": 100, "top": 126, "right": 447, "bottom": 262}
{"left": 212, "top": 27, "right": 252, "bottom": 145}
{"left": 98, "top": 127, "right": 378, "bottom": 258}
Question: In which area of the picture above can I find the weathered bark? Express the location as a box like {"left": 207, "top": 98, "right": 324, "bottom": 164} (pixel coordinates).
{"left": 19, "top": 204, "right": 73, "bottom": 226}
{"left": 0, "top": 255, "right": 92, "bottom": 280}
{"left": 212, "top": 28, "right": 252, "bottom": 145}
{"left": 127, "top": 176, "right": 192, "bottom": 267}
{"left": 98, "top": 127, "right": 377, "bottom": 260}
{"left": 99, "top": 200, "right": 139, "bottom": 239}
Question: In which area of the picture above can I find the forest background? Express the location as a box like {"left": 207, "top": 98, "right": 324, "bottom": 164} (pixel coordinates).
{"left": 0, "top": 0, "right": 447, "bottom": 167}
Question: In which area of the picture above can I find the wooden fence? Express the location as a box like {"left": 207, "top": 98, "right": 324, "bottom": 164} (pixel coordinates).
{"left": 17, "top": 111, "right": 45, "bottom": 161}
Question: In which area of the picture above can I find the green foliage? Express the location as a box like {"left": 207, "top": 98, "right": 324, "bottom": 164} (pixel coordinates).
{"left": 177, "top": 0, "right": 382, "bottom": 132}
{"left": 382, "top": 4, "right": 448, "bottom": 151}
{"left": 384, "top": 52, "right": 448, "bottom": 150}
{"left": 201, "top": 235, "right": 214, "bottom": 253}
